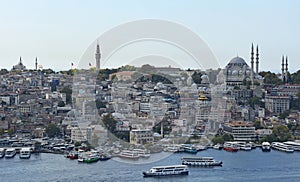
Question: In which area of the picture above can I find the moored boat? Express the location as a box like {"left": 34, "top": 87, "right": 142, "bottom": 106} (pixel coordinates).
{"left": 212, "top": 143, "right": 223, "bottom": 150}
{"left": 143, "top": 165, "right": 189, "bottom": 177}
{"left": 223, "top": 142, "right": 239, "bottom": 152}
{"left": 0, "top": 148, "right": 5, "bottom": 158}
{"left": 19, "top": 147, "right": 31, "bottom": 159}
{"left": 5, "top": 148, "right": 16, "bottom": 158}
{"left": 133, "top": 149, "right": 150, "bottom": 158}
{"left": 271, "top": 142, "right": 294, "bottom": 153}
{"left": 99, "top": 154, "right": 111, "bottom": 161}
{"left": 261, "top": 142, "right": 271, "bottom": 152}
{"left": 283, "top": 141, "right": 300, "bottom": 151}
{"left": 239, "top": 142, "right": 252, "bottom": 151}
{"left": 118, "top": 150, "right": 139, "bottom": 160}
{"left": 181, "top": 157, "right": 222, "bottom": 167}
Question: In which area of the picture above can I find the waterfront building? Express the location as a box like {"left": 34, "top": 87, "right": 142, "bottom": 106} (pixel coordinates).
{"left": 222, "top": 121, "right": 256, "bottom": 141}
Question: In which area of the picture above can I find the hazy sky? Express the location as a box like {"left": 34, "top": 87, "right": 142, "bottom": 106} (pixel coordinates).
{"left": 0, "top": 0, "right": 299, "bottom": 73}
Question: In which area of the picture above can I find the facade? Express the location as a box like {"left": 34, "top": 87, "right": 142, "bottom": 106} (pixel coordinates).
{"left": 222, "top": 121, "right": 256, "bottom": 141}
{"left": 265, "top": 95, "right": 290, "bottom": 114}
{"left": 130, "top": 129, "right": 154, "bottom": 145}
{"left": 225, "top": 56, "right": 253, "bottom": 85}
{"left": 71, "top": 126, "right": 92, "bottom": 142}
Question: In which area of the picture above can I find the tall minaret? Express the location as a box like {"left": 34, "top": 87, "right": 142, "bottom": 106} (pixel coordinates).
{"left": 281, "top": 55, "right": 285, "bottom": 82}
{"left": 250, "top": 43, "right": 254, "bottom": 86}
{"left": 95, "top": 41, "right": 101, "bottom": 70}
{"left": 256, "top": 45, "right": 259, "bottom": 74}
{"left": 285, "top": 56, "right": 288, "bottom": 83}
{"left": 35, "top": 57, "right": 38, "bottom": 70}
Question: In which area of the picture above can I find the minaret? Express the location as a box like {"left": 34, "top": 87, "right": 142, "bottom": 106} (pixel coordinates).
{"left": 256, "top": 45, "right": 259, "bottom": 74}
{"left": 95, "top": 41, "right": 101, "bottom": 70}
{"left": 250, "top": 43, "right": 254, "bottom": 86}
{"left": 19, "top": 56, "right": 22, "bottom": 64}
{"left": 35, "top": 57, "right": 38, "bottom": 70}
{"left": 281, "top": 55, "right": 285, "bottom": 82}
{"left": 285, "top": 56, "right": 288, "bottom": 83}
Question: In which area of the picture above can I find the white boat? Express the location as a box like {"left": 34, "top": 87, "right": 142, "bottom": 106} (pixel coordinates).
{"left": 118, "top": 150, "right": 139, "bottom": 160}
{"left": 283, "top": 141, "right": 300, "bottom": 151}
{"left": 0, "top": 148, "right": 5, "bottom": 158}
{"left": 212, "top": 143, "right": 222, "bottom": 150}
{"left": 143, "top": 165, "right": 189, "bottom": 177}
{"left": 271, "top": 142, "right": 294, "bottom": 153}
{"left": 5, "top": 148, "right": 16, "bottom": 158}
{"left": 181, "top": 157, "right": 222, "bottom": 166}
{"left": 261, "top": 142, "right": 271, "bottom": 152}
{"left": 239, "top": 143, "right": 252, "bottom": 151}
{"left": 19, "top": 148, "right": 31, "bottom": 159}
{"left": 133, "top": 149, "right": 150, "bottom": 158}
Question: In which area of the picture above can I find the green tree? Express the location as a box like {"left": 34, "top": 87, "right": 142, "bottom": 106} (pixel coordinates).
{"left": 254, "top": 120, "right": 263, "bottom": 129}
{"left": 212, "top": 135, "right": 224, "bottom": 145}
{"left": 272, "top": 125, "right": 291, "bottom": 142}
{"left": 191, "top": 71, "right": 202, "bottom": 84}
{"left": 263, "top": 72, "right": 282, "bottom": 85}
{"left": 0, "top": 69, "right": 8, "bottom": 75}
{"left": 45, "top": 123, "right": 60, "bottom": 138}
{"left": 102, "top": 114, "right": 117, "bottom": 132}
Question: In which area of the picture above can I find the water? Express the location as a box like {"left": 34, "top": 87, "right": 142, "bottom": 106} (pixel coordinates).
{"left": 1, "top": 148, "right": 300, "bottom": 182}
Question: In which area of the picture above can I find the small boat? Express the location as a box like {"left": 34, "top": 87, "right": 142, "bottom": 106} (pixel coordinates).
{"left": 261, "top": 142, "right": 271, "bottom": 152}
{"left": 181, "top": 157, "right": 222, "bottom": 167}
{"left": 143, "top": 165, "right": 189, "bottom": 177}
{"left": 0, "top": 148, "right": 5, "bottom": 158}
{"left": 99, "top": 154, "right": 111, "bottom": 161}
{"left": 83, "top": 154, "right": 100, "bottom": 163}
{"left": 213, "top": 143, "right": 223, "bottom": 150}
{"left": 271, "top": 142, "right": 294, "bottom": 153}
{"left": 5, "top": 148, "right": 17, "bottom": 158}
{"left": 19, "top": 148, "right": 31, "bottom": 159}
{"left": 69, "top": 151, "right": 79, "bottom": 160}
{"left": 118, "top": 150, "right": 139, "bottom": 160}
{"left": 239, "top": 143, "right": 252, "bottom": 151}
{"left": 181, "top": 145, "right": 197, "bottom": 154}
{"left": 223, "top": 142, "right": 239, "bottom": 152}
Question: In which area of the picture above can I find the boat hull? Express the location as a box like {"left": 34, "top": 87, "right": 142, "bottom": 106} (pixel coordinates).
{"left": 143, "top": 171, "right": 188, "bottom": 177}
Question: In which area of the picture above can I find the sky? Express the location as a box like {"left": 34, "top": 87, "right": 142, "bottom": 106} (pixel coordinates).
{"left": 0, "top": 0, "right": 299, "bottom": 73}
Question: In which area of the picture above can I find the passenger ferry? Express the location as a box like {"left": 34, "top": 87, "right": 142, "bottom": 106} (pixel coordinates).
{"left": 181, "top": 157, "right": 222, "bottom": 166}
{"left": 133, "top": 149, "right": 150, "bottom": 158}
{"left": 271, "top": 142, "right": 294, "bottom": 153}
{"left": 283, "top": 141, "right": 300, "bottom": 151}
{"left": 5, "top": 148, "right": 17, "bottom": 158}
{"left": 261, "top": 142, "right": 271, "bottom": 152}
{"left": 118, "top": 150, "right": 139, "bottom": 160}
{"left": 143, "top": 165, "right": 189, "bottom": 177}
{"left": 0, "top": 148, "right": 5, "bottom": 158}
{"left": 223, "top": 142, "right": 239, "bottom": 152}
{"left": 19, "top": 148, "right": 31, "bottom": 159}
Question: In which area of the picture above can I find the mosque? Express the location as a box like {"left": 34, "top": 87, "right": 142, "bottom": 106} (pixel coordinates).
{"left": 224, "top": 44, "right": 262, "bottom": 86}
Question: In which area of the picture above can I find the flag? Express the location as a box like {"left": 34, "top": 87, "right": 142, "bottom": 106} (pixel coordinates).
{"left": 71, "top": 62, "right": 74, "bottom": 66}
{"left": 89, "top": 63, "right": 92, "bottom": 66}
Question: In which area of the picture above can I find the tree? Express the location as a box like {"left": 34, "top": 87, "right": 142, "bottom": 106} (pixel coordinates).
{"left": 253, "top": 120, "right": 263, "bottom": 130}
{"left": 291, "top": 70, "right": 300, "bottom": 84}
{"left": 102, "top": 114, "right": 117, "bottom": 132}
{"left": 45, "top": 123, "right": 60, "bottom": 138}
{"left": 0, "top": 69, "right": 8, "bottom": 75}
{"left": 212, "top": 136, "right": 224, "bottom": 145}
{"left": 191, "top": 71, "right": 202, "bottom": 84}
{"left": 263, "top": 72, "right": 282, "bottom": 85}
{"left": 272, "top": 125, "right": 291, "bottom": 142}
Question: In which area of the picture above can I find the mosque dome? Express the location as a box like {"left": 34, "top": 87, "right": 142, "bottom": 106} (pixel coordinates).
{"left": 229, "top": 56, "right": 247, "bottom": 65}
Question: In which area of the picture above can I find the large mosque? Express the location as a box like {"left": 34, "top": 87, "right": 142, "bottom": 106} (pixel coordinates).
{"left": 225, "top": 44, "right": 262, "bottom": 86}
